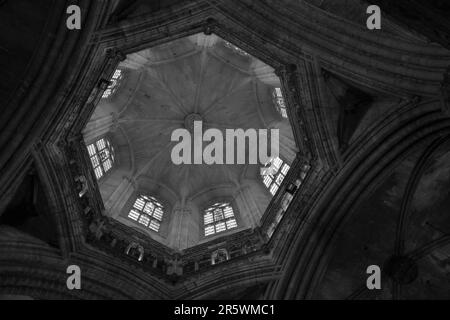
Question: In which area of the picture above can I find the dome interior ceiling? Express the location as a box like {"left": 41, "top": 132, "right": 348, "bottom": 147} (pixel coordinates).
{"left": 95, "top": 33, "right": 296, "bottom": 205}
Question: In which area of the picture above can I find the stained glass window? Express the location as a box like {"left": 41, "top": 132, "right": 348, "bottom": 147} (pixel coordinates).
{"left": 128, "top": 195, "right": 164, "bottom": 232}
{"left": 102, "top": 69, "right": 123, "bottom": 99}
{"left": 86, "top": 138, "right": 115, "bottom": 180}
{"left": 204, "top": 202, "right": 238, "bottom": 236}
{"left": 261, "top": 157, "right": 290, "bottom": 196}
{"left": 273, "top": 87, "right": 288, "bottom": 119}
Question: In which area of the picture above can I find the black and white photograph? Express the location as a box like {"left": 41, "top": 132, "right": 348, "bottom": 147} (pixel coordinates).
{"left": 0, "top": 0, "right": 449, "bottom": 310}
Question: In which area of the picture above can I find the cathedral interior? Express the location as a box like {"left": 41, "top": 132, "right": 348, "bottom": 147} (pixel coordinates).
{"left": 0, "top": 0, "right": 450, "bottom": 300}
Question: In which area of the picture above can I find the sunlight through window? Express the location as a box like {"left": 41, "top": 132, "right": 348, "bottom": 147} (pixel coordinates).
{"left": 204, "top": 202, "right": 238, "bottom": 236}
{"left": 128, "top": 195, "right": 164, "bottom": 232}
{"left": 102, "top": 69, "right": 123, "bottom": 99}
{"left": 261, "top": 157, "right": 290, "bottom": 196}
{"left": 86, "top": 138, "right": 115, "bottom": 180}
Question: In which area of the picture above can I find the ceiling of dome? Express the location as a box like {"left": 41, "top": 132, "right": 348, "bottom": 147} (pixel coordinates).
{"left": 99, "top": 33, "right": 296, "bottom": 205}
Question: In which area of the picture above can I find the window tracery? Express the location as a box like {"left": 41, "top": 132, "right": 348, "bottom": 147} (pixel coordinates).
{"left": 261, "top": 157, "right": 291, "bottom": 196}
{"left": 86, "top": 138, "right": 115, "bottom": 180}
{"left": 128, "top": 195, "right": 164, "bottom": 232}
{"left": 102, "top": 69, "right": 123, "bottom": 99}
{"left": 203, "top": 202, "right": 238, "bottom": 236}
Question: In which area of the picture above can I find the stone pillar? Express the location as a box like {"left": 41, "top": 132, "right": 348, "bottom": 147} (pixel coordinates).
{"left": 278, "top": 61, "right": 339, "bottom": 168}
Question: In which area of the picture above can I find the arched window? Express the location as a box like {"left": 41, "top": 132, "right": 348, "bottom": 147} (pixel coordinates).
{"left": 224, "top": 41, "right": 250, "bottom": 57}
{"left": 203, "top": 202, "right": 238, "bottom": 236}
{"left": 273, "top": 87, "right": 288, "bottom": 119}
{"left": 261, "top": 157, "right": 290, "bottom": 196}
{"left": 128, "top": 195, "right": 164, "bottom": 232}
{"left": 102, "top": 69, "right": 123, "bottom": 99}
{"left": 86, "top": 138, "right": 115, "bottom": 180}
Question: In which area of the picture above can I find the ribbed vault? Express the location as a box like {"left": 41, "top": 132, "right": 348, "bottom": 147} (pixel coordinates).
{"left": 84, "top": 32, "right": 297, "bottom": 249}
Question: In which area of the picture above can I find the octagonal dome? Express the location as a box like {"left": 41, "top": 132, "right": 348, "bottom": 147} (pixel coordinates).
{"left": 83, "top": 33, "right": 298, "bottom": 250}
